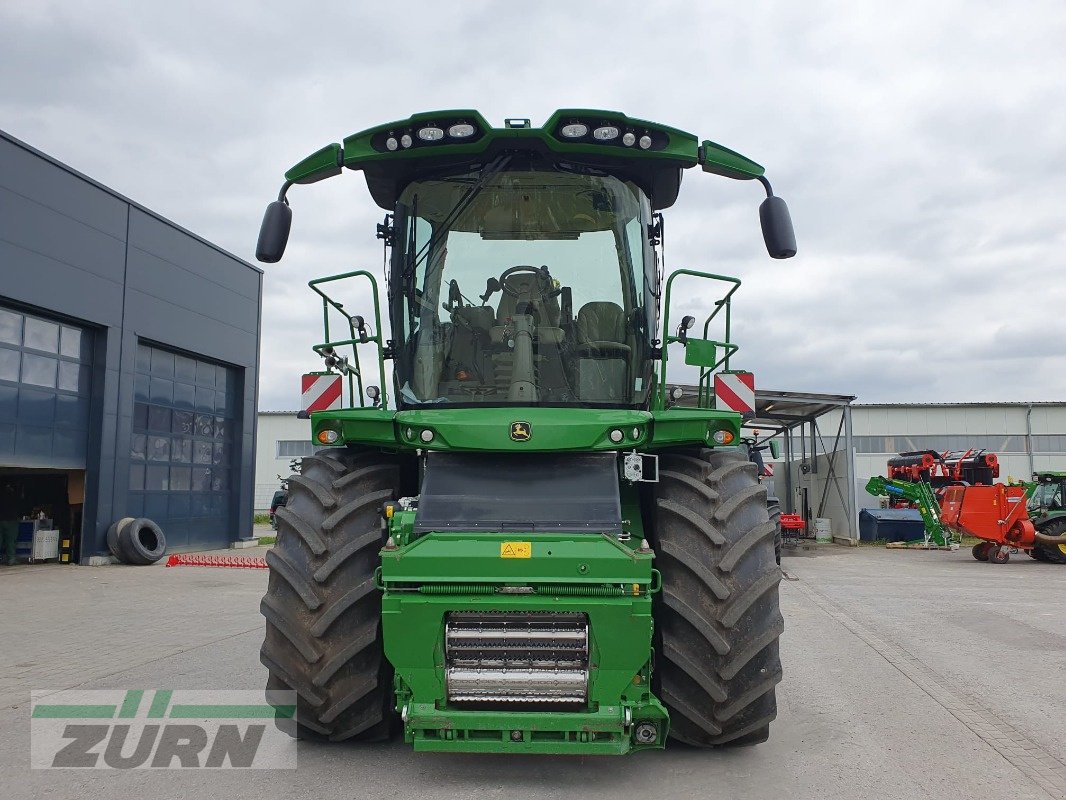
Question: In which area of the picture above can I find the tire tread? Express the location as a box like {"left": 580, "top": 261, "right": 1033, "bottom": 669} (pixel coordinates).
{"left": 653, "top": 447, "right": 783, "bottom": 747}
{"left": 260, "top": 446, "right": 403, "bottom": 742}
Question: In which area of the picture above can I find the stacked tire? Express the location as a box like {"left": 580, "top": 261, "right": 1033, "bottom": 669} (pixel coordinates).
{"left": 107, "top": 517, "right": 167, "bottom": 565}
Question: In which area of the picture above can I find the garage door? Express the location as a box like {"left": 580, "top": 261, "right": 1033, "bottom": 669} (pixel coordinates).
{"left": 128, "top": 342, "right": 239, "bottom": 550}
{"left": 0, "top": 304, "right": 93, "bottom": 467}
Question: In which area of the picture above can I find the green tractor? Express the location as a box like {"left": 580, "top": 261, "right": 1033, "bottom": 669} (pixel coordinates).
{"left": 1029, "top": 472, "right": 1066, "bottom": 563}
{"left": 254, "top": 110, "right": 796, "bottom": 754}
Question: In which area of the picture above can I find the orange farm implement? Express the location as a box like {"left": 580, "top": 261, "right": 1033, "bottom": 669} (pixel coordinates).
{"left": 940, "top": 484, "right": 1066, "bottom": 564}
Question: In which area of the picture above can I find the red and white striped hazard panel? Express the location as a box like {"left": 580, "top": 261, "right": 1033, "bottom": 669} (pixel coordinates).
{"left": 301, "top": 373, "right": 342, "bottom": 412}
{"left": 714, "top": 372, "right": 756, "bottom": 414}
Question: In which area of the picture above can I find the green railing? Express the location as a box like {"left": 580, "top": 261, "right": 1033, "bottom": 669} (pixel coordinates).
{"left": 308, "top": 270, "right": 389, "bottom": 409}
{"left": 658, "top": 269, "right": 742, "bottom": 410}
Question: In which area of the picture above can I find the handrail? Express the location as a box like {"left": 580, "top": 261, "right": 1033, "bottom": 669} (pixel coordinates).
{"left": 658, "top": 269, "right": 742, "bottom": 410}
{"left": 308, "top": 270, "right": 389, "bottom": 409}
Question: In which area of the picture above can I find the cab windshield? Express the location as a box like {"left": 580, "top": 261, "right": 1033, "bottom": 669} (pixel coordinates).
{"left": 1029, "top": 481, "right": 1063, "bottom": 512}
{"left": 391, "top": 168, "right": 655, "bottom": 407}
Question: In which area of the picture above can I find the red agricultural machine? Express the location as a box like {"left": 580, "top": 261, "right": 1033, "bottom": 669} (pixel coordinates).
{"left": 886, "top": 449, "right": 998, "bottom": 505}
{"left": 940, "top": 483, "right": 1066, "bottom": 564}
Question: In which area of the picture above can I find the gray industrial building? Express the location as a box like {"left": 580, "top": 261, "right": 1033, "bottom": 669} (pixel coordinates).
{"left": 1, "top": 129, "right": 261, "bottom": 563}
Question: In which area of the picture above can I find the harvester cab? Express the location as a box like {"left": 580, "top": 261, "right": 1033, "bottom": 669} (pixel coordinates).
{"left": 255, "top": 110, "right": 795, "bottom": 754}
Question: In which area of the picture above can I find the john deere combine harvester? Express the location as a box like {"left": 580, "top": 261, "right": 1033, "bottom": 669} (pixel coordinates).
{"left": 254, "top": 110, "right": 796, "bottom": 754}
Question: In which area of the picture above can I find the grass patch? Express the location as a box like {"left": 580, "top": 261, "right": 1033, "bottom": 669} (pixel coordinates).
{"left": 858, "top": 535, "right": 969, "bottom": 548}
{"left": 253, "top": 513, "right": 271, "bottom": 525}
{"left": 258, "top": 535, "right": 277, "bottom": 546}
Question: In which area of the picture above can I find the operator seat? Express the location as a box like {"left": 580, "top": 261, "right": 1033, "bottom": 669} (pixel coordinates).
{"left": 446, "top": 304, "right": 495, "bottom": 385}
{"left": 575, "top": 301, "right": 629, "bottom": 401}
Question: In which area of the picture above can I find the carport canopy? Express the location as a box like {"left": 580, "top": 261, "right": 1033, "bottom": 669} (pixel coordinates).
{"left": 676, "top": 387, "right": 860, "bottom": 542}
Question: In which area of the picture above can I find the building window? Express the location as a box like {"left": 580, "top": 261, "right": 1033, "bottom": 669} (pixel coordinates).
{"left": 277, "top": 440, "right": 317, "bottom": 458}
{"left": 0, "top": 306, "right": 93, "bottom": 464}
{"left": 129, "top": 343, "right": 238, "bottom": 522}
{"left": 853, "top": 434, "right": 1051, "bottom": 455}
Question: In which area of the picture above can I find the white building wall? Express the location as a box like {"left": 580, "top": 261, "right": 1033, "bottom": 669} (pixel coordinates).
{"left": 851, "top": 403, "right": 1066, "bottom": 508}
{"left": 254, "top": 412, "right": 311, "bottom": 509}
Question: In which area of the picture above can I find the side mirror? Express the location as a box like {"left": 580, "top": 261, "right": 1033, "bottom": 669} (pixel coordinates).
{"left": 759, "top": 195, "right": 797, "bottom": 259}
{"left": 256, "top": 201, "right": 292, "bottom": 263}
{"left": 769, "top": 439, "right": 781, "bottom": 459}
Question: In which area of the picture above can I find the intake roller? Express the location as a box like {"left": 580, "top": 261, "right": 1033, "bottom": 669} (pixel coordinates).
{"left": 444, "top": 611, "right": 589, "bottom": 705}
{"left": 944, "top": 451, "right": 999, "bottom": 471}
{"left": 887, "top": 451, "right": 938, "bottom": 470}
{"left": 446, "top": 668, "right": 588, "bottom": 703}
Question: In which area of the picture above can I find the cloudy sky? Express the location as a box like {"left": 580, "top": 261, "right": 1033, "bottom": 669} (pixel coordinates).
{"left": 2, "top": 1, "right": 1064, "bottom": 409}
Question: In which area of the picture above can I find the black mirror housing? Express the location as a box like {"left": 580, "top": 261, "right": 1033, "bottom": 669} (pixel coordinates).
{"left": 759, "top": 195, "right": 797, "bottom": 259}
{"left": 256, "top": 201, "right": 292, "bottom": 263}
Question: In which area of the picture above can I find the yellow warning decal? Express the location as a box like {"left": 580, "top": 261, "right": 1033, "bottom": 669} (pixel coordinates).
{"left": 500, "top": 541, "right": 532, "bottom": 559}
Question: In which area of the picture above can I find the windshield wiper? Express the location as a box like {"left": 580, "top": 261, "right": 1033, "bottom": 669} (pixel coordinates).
{"left": 406, "top": 154, "right": 513, "bottom": 275}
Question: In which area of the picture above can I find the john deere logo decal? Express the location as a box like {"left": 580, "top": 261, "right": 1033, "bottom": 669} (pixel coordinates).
{"left": 510, "top": 421, "right": 531, "bottom": 442}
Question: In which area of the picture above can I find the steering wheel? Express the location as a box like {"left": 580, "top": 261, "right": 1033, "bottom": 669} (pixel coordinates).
{"left": 499, "top": 265, "right": 547, "bottom": 297}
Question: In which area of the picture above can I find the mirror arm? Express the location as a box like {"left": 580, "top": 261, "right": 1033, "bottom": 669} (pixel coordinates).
{"left": 277, "top": 180, "right": 293, "bottom": 203}
{"left": 756, "top": 175, "right": 774, "bottom": 198}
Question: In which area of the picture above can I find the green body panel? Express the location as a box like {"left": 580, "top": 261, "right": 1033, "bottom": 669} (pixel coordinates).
{"left": 310, "top": 407, "right": 395, "bottom": 447}
{"left": 380, "top": 531, "right": 666, "bottom": 755}
{"left": 380, "top": 531, "right": 652, "bottom": 584}
{"left": 285, "top": 143, "right": 343, "bottom": 184}
{"left": 312, "top": 406, "right": 741, "bottom": 453}
{"left": 620, "top": 483, "right": 647, "bottom": 542}
{"left": 402, "top": 704, "right": 664, "bottom": 755}
{"left": 650, "top": 407, "right": 740, "bottom": 447}
{"left": 396, "top": 407, "right": 652, "bottom": 451}
{"left": 699, "top": 139, "right": 766, "bottom": 180}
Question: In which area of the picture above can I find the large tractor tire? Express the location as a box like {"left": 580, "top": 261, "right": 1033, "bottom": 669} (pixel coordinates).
{"left": 1033, "top": 518, "right": 1066, "bottom": 564}
{"left": 651, "top": 447, "right": 784, "bottom": 747}
{"left": 260, "top": 447, "right": 402, "bottom": 741}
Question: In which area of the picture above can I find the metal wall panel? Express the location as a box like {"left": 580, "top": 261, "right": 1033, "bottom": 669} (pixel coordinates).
{"left": 0, "top": 129, "right": 262, "bottom": 560}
